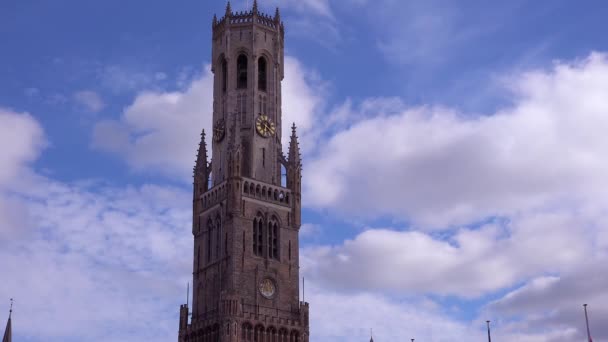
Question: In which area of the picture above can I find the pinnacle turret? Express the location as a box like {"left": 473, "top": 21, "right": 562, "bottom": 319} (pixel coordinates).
{"left": 252, "top": 0, "right": 258, "bottom": 13}
{"left": 288, "top": 122, "right": 302, "bottom": 168}
{"left": 225, "top": 1, "right": 232, "bottom": 17}
{"left": 274, "top": 7, "right": 281, "bottom": 22}
{"left": 193, "top": 129, "right": 209, "bottom": 191}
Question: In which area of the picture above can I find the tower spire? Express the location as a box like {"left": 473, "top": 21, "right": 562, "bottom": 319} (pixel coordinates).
{"left": 225, "top": 1, "right": 232, "bottom": 17}
{"left": 194, "top": 129, "right": 209, "bottom": 191}
{"left": 288, "top": 123, "right": 301, "bottom": 168}
{"left": 584, "top": 304, "right": 593, "bottom": 342}
{"left": 252, "top": 0, "right": 258, "bottom": 13}
{"left": 3, "top": 299, "right": 12, "bottom": 342}
{"left": 274, "top": 7, "right": 281, "bottom": 23}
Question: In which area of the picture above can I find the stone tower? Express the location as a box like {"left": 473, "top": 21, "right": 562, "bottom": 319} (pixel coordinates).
{"left": 178, "top": 1, "right": 309, "bottom": 341}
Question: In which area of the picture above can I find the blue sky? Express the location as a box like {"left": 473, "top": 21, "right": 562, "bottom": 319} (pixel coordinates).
{"left": 1, "top": 0, "right": 608, "bottom": 341}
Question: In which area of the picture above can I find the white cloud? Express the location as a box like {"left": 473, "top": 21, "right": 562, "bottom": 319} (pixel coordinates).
{"left": 300, "top": 223, "right": 321, "bottom": 238}
{"left": 73, "top": 90, "right": 105, "bottom": 113}
{"left": 304, "top": 281, "right": 483, "bottom": 341}
{"left": 92, "top": 65, "right": 214, "bottom": 179}
{"left": 303, "top": 209, "right": 596, "bottom": 298}
{"left": 0, "top": 107, "right": 192, "bottom": 342}
{"left": 486, "top": 260, "right": 608, "bottom": 341}
{"left": 281, "top": 56, "right": 326, "bottom": 156}
{"left": 305, "top": 52, "right": 608, "bottom": 227}
{"left": 92, "top": 57, "right": 324, "bottom": 180}
{"left": 0, "top": 108, "right": 45, "bottom": 186}
{"left": 304, "top": 278, "right": 574, "bottom": 342}
{"left": 0, "top": 176, "right": 192, "bottom": 341}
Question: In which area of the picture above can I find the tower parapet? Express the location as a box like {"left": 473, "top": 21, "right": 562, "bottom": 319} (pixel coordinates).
{"left": 213, "top": 4, "right": 284, "bottom": 39}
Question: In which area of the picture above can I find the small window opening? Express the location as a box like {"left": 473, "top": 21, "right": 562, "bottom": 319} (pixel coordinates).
{"left": 237, "top": 54, "right": 248, "bottom": 89}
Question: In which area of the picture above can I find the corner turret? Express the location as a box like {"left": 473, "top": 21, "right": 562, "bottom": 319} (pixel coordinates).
{"left": 225, "top": 1, "right": 232, "bottom": 17}
{"left": 193, "top": 129, "right": 210, "bottom": 195}
{"left": 287, "top": 123, "right": 302, "bottom": 227}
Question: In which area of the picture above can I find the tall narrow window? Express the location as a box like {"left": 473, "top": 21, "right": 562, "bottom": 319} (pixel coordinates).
{"left": 257, "top": 219, "right": 264, "bottom": 256}
{"left": 268, "top": 222, "right": 273, "bottom": 259}
{"left": 237, "top": 54, "right": 248, "bottom": 89}
{"left": 268, "top": 218, "right": 279, "bottom": 260}
{"left": 258, "top": 57, "right": 267, "bottom": 91}
{"left": 221, "top": 58, "right": 227, "bottom": 93}
{"left": 262, "top": 148, "right": 265, "bottom": 167}
{"left": 288, "top": 240, "right": 291, "bottom": 260}
{"left": 253, "top": 217, "right": 265, "bottom": 257}
{"left": 253, "top": 218, "right": 258, "bottom": 255}
{"left": 272, "top": 222, "right": 278, "bottom": 259}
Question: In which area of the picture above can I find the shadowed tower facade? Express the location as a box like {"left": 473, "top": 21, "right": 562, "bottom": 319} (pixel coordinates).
{"left": 178, "top": 1, "right": 309, "bottom": 341}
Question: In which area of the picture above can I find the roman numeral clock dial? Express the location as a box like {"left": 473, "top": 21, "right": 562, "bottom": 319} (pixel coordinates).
{"left": 255, "top": 115, "right": 276, "bottom": 138}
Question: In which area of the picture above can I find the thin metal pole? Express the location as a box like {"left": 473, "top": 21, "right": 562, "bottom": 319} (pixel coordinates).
{"left": 584, "top": 304, "right": 592, "bottom": 342}
{"left": 487, "top": 320, "right": 492, "bottom": 342}
{"left": 303, "top": 277, "right": 305, "bottom": 303}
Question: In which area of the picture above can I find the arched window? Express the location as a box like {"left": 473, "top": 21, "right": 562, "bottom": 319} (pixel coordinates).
{"left": 212, "top": 324, "right": 220, "bottom": 342}
{"left": 254, "top": 325, "right": 265, "bottom": 342}
{"left": 253, "top": 216, "right": 264, "bottom": 257}
{"left": 242, "top": 323, "right": 253, "bottom": 341}
{"left": 237, "top": 54, "right": 248, "bottom": 89}
{"left": 267, "top": 326, "right": 278, "bottom": 342}
{"left": 258, "top": 57, "right": 267, "bottom": 91}
{"left": 278, "top": 328, "right": 288, "bottom": 342}
{"left": 221, "top": 58, "right": 227, "bottom": 93}
{"left": 290, "top": 330, "right": 300, "bottom": 342}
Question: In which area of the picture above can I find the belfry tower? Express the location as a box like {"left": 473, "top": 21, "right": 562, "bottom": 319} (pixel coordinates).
{"left": 178, "top": 1, "right": 309, "bottom": 341}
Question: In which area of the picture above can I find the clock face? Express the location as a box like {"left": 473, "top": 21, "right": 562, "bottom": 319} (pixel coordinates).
{"left": 213, "top": 119, "right": 226, "bottom": 142}
{"left": 255, "top": 115, "right": 276, "bottom": 138}
{"left": 259, "top": 278, "right": 276, "bottom": 299}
